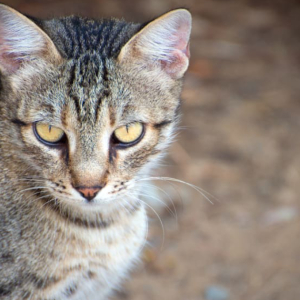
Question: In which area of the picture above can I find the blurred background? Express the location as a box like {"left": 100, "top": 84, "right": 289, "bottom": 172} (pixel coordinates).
{"left": 3, "top": 0, "right": 300, "bottom": 299}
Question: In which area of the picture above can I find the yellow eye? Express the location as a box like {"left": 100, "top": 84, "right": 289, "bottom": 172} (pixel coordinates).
{"left": 114, "top": 122, "right": 144, "bottom": 145}
{"left": 34, "top": 122, "right": 65, "bottom": 144}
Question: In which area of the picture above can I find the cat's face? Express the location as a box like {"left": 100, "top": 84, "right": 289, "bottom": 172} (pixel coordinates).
{"left": 9, "top": 58, "right": 178, "bottom": 210}
{"left": 0, "top": 5, "right": 191, "bottom": 218}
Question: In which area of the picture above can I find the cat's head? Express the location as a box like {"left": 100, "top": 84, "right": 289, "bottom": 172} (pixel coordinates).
{"left": 0, "top": 4, "right": 191, "bottom": 220}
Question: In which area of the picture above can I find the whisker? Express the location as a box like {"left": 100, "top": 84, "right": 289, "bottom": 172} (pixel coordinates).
{"left": 137, "top": 198, "right": 165, "bottom": 251}
{"left": 138, "top": 190, "right": 177, "bottom": 220}
{"left": 18, "top": 189, "right": 50, "bottom": 210}
{"left": 136, "top": 176, "right": 218, "bottom": 204}
{"left": 139, "top": 182, "right": 181, "bottom": 222}
{"left": 18, "top": 186, "right": 50, "bottom": 194}
{"left": 40, "top": 196, "right": 57, "bottom": 209}
{"left": 0, "top": 178, "right": 47, "bottom": 184}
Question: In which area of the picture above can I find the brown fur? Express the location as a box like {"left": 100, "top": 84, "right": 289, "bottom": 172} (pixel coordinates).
{"left": 0, "top": 4, "right": 191, "bottom": 299}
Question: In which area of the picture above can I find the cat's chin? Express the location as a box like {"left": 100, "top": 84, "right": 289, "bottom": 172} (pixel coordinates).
{"left": 39, "top": 195, "right": 132, "bottom": 228}
{"left": 57, "top": 197, "right": 115, "bottom": 211}
{"left": 49, "top": 193, "right": 139, "bottom": 216}
{"left": 69, "top": 199, "right": 116, "bottom": 212}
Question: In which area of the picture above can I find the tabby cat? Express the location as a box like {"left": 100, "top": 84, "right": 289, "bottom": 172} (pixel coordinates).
{"left": 0, "top": 4, "right": 191, "bottom": 300}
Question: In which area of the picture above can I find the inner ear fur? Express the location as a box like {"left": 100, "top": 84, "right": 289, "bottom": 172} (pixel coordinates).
{"left": 0, "top": 4, "right": 62, "bottom": 75}
{"left": 118, "top": 9, "right": 192, "bottom": 79}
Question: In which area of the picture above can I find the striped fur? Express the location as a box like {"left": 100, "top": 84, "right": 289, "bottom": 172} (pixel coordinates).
{"left": 0, "top": 4, "right": 191, "bottom": 300}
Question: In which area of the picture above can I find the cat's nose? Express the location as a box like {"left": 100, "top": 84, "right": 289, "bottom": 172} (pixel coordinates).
{"left": 76, "top": 186, "right": 102, "bottom": 201}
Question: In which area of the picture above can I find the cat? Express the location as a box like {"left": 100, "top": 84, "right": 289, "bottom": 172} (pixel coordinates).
{"left": 0, "top": 4, "right": 191, "bottom": 300}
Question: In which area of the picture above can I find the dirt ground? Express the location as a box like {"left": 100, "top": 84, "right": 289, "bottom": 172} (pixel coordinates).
{"left": 3, "top": 0, "right": 300, "bottom": 299}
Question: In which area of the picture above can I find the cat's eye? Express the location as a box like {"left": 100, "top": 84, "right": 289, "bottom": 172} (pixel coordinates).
{"left": 34, "top": 122, "right": 66, "bottom": 145}
{"left": 113, "top": 122, "right": 144, "bottom": 146}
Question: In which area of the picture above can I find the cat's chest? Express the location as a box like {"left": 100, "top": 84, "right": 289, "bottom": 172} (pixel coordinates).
{"left": 39, "top": 207, "right": 147, "bottom": 300}
{"left": 48, "top": 248, "right": 127, "bottom": 300}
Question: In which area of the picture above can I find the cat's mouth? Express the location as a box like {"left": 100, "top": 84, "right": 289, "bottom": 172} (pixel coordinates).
{"left": 35, "top": 189, "right": 113, "bottom": 228}
{"left": 36, "top": 187, "right": 105, "bottom": 207}
{"left": 35, "top": 185, "right": 141, "bottom": 228}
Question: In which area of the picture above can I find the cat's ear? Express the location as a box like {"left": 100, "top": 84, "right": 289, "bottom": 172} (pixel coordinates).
{"left": 0, "top": 4, "right": 62, "bottom": 75}
{"left": 118, "top": 9, "right": 191, "bottom": 79}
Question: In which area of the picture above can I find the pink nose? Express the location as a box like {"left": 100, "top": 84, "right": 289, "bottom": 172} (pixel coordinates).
{"left": 76, "top": 186, "right": 102, "bottom": 201}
